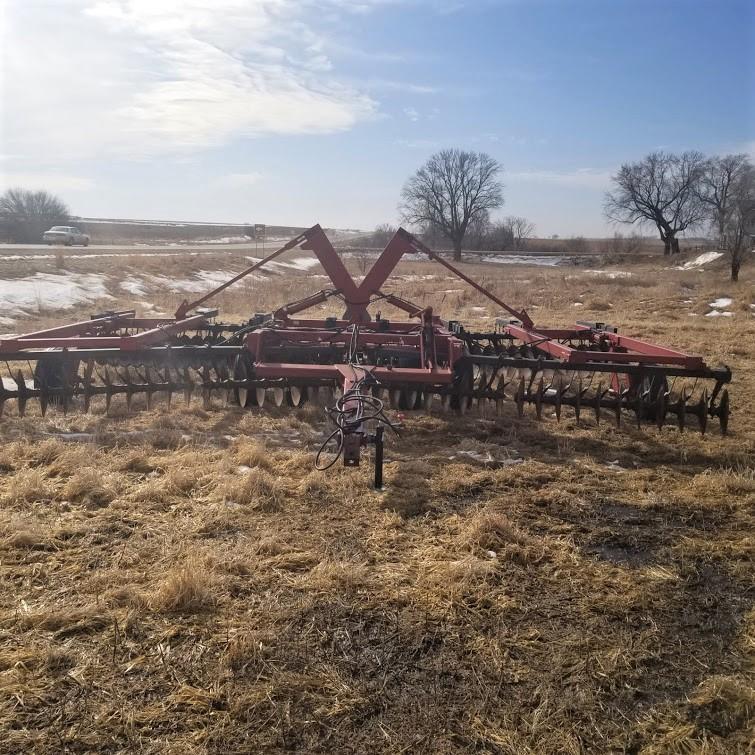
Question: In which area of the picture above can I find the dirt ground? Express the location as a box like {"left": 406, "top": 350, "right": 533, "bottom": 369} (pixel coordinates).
{"left": 0, "top": 246, "right": 753, "bottom": 753}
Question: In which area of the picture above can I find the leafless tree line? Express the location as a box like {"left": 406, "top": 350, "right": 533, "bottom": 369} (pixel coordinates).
{"left": 0, "top": 188, "right": 71, "bottom": 244}
{"left": 605, "top": 151, "right": 753, "bottom": 280}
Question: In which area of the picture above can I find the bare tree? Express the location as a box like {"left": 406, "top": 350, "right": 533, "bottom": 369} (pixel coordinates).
{"left": 721, "top": 164, "right": 754, "bottom": 281}
{"left": 400, "top": 149, "right": 503, "bottom": 260}
{"left": 604, "top": 151, "right": 706, "bottom": 255}
{"left": 370, "top": 223, "right": 397, "bottom": 247}
{"left": 502, "top": 216, "right": 534, "bottom": 250}
{"left": 465, "top": 210, "right": 491, "bottom": 249}
{"left": 0, "top": 188, "right": 70, "bottom": 243}
{"left": 485, "top": 220, "right": 514, "bottom": 251}
{"left": 697, "top": 154, "right": 751, "bottom": 246}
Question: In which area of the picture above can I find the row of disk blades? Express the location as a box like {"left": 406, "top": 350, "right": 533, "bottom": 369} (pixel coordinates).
{"left": 0, "top": 348, "right": 729, "bottom": 434}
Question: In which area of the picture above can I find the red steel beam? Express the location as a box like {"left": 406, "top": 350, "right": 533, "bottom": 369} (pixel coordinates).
{"left": 282, "top": 319, "right": 439, "bottom": 333}
{"left": 575, "top": 326, "right": 704, "bottom": 364}
{"left": 2, "top": 315, "right": 208, "bottom": 352}
{"left": 0, "top": 311, "right": 137, "bottom": 344}
{"left": 506, "top": 324, "right": 704, "bottom": 366}
{"left": 342, "top": 230, "right": 417, "bottom": 320}
{"left": 300, "top": 226, "right": 363, "bottom": 308}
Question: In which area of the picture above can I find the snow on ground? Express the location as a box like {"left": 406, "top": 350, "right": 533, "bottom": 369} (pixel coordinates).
{"left": 676, "top": 251, "right": 724, "bottom": 269}
{"left": 394, "top": 274, "right": 438, "bottom": 282}
{"left": 585, "top": 270, "right": 633, "bottom": 278}
{"left": 144, "top": 270, "right": 251, "bottom": 294}
{"left": 474, "top": 254, "right": 564, "bottom": 267}
{"left": 0, "top": 272, "right": 112, "bottom": 317}
{"left": 243, "top": 256, "right": 320, "bottom": 272}
{"left": 273, "top": 257, "right": 321, "bottom": 271}
{"left": 705, "top": 296, "right": 735, "bottom": 317}
{"left": 709, "top": 297, "right": 732, "bottom": 308}
{"left": 120, "top": 276, "right": 148, "bottom": 296}
{"left": 200, "top": 236, "right": 252, "bottom": 244}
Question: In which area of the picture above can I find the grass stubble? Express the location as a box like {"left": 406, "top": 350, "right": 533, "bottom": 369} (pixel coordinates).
{"left": 0, "top": 249, "right": 753, "bottom": 753}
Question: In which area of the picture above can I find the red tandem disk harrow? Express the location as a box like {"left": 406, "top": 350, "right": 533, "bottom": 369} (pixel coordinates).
{"left": 0, "top": 225, "right": 731, "bottom": 486}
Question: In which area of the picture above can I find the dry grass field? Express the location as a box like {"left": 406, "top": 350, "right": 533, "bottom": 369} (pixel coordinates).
{"left": 0, "top": 246, "right": 753, "bottom": 753}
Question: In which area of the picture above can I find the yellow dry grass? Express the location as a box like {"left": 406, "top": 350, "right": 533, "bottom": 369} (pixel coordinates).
{"left": 0, "top": 248, "right": 752, "bottom": 752}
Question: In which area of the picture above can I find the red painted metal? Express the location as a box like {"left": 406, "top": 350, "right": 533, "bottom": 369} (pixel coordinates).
{"left": 503, "top": 323, "right": 705, "bottom": 367}
{"left": 0, "top": 315, "right": 208, "bottom": 352}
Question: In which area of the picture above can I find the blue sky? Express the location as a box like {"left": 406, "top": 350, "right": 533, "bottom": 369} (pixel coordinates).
{"left": 1, "top": 0, "right": 753, "bottom": 235}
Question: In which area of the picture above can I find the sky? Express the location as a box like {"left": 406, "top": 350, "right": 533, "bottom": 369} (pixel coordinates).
{"left": 1, "top": 0, "right": 753, "bottom": 236}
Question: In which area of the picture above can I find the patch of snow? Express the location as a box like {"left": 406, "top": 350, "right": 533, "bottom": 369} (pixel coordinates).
{"left": 470, "top": 306, "right": 487, "bottom": 312}
{"left": 283, "top": 256, "right": 320, "bottom": 271}
{"left": 242, "top": 255, "right": 319, "bottom": 273}
{"left": 0, "top": 272, "right": 112, "bottom": 317}
{"left": 0, "top": 315, "right": 15, "bottom": 326}
{"left": 585, "top": 270, "right": 633, "bottom": 278}
{"left": 474, "top": 254, "right": 564, "bottom": 267}
{"left": 120, "top": 276, "right": 148, "bottom": 296}
{"left": 573, "top": 302, "right": 584, "bottom": 307}
{"left": 708, "top": 297, "right": 732, "bottom": 308}
{"left": 705, "top": 310, "right": 733, "bottom": 317}
{"left": 201, "top": 236, "right": 253, "bottom": 244}
{"left": 677, "top": 250, "right": 723, "bottom": 269}
{"left": 394, "top": 274, "right": 438, "bottom": 282}
{"left": 146, "top": 270, "right": 249, "bottom": 294}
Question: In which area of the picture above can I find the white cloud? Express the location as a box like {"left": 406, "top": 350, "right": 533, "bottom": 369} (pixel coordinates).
{"left": 3, "top": 1, "right": 379, "bottom": 161}
{"left": 365, "top": 79, "right": 439, "bottom": 94}
{"left": 404, "top": 107, "right": 420, "bottom": 122}
{"left": 214, "top": 172, "right": 263, "bottom": 187}
{"left": 507, "top": 169, "right": 612, "bottom": 190}
{"left": 0, "top": 172, "right": 95, "bottom": 192}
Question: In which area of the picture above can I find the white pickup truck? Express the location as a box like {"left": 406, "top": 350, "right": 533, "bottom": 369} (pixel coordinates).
{"left": 43, "top": 226, "right": 90, "bottom": 246}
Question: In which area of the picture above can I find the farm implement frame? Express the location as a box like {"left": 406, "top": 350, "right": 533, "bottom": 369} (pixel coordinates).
{"left": 0, "top": 224, "right": 732, "bottom": 480}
